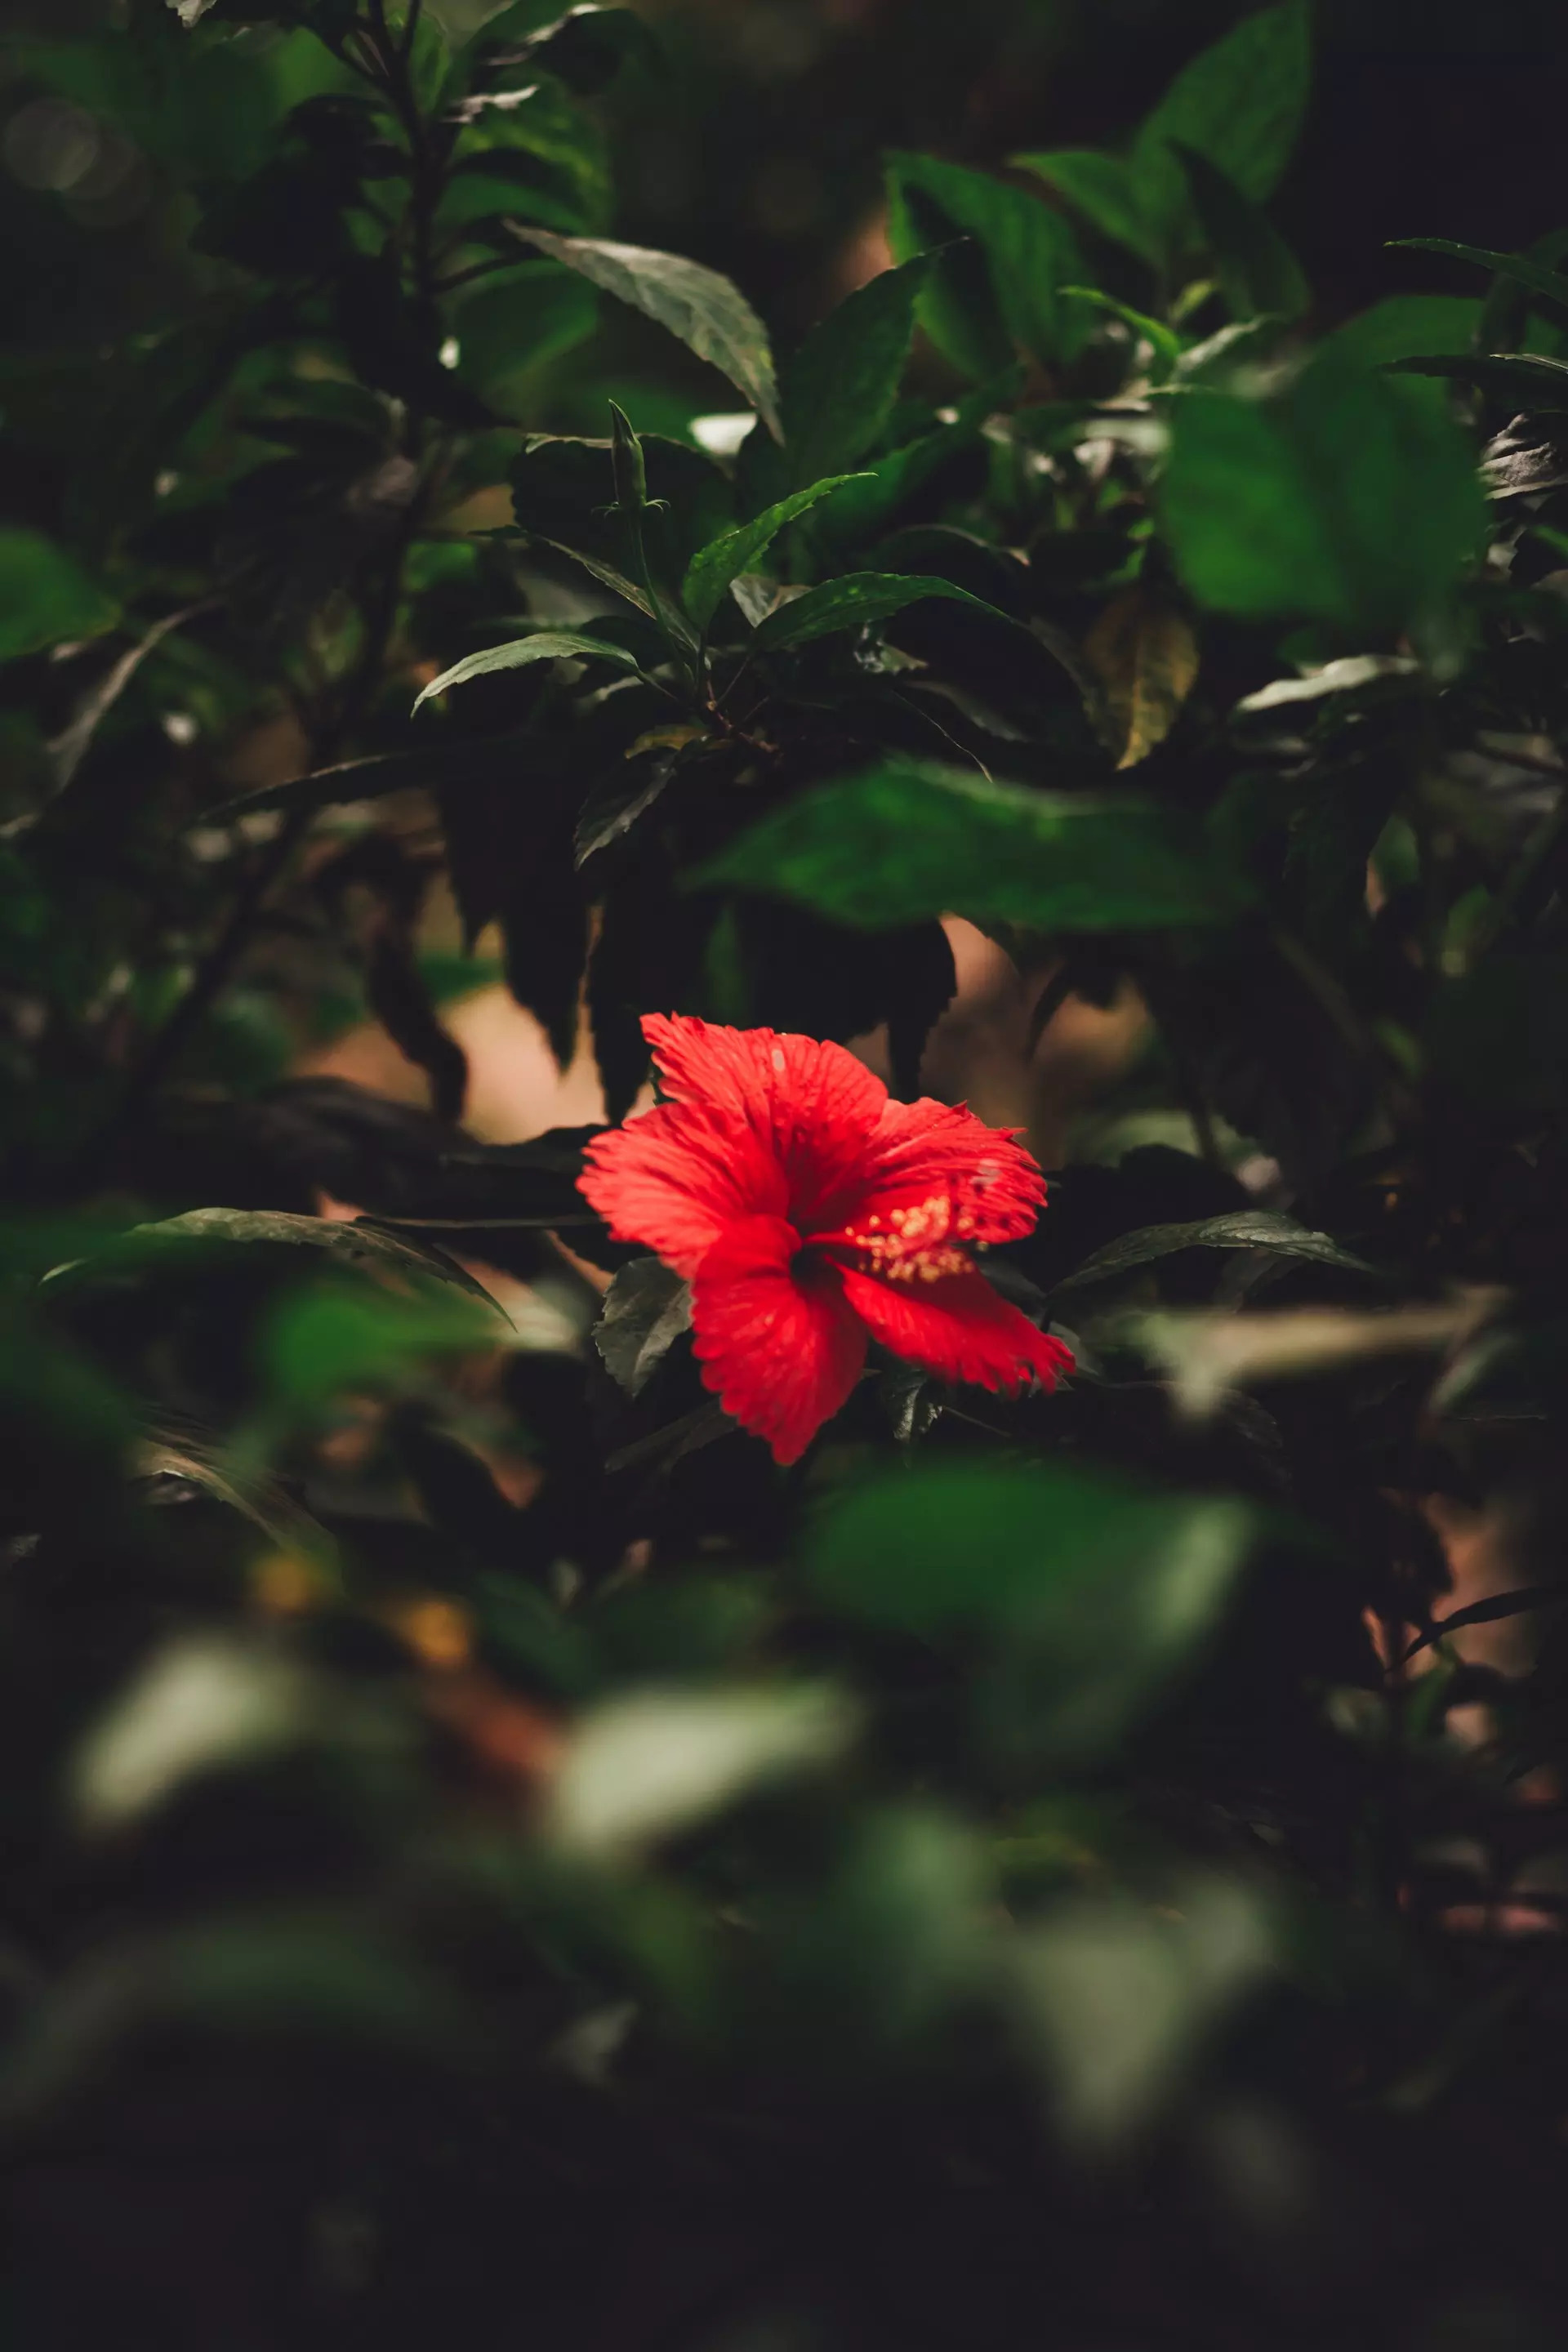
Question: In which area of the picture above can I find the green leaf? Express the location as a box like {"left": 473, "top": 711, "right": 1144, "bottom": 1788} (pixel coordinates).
{"left": 681, "top": 475, "right": 868, "bottom": 631}
{"left": 885, "top": 153, "right": 1084, "bottom": 369}
{"left": 506, "top": 228, "right": 782, "bottom": 439}
{"left": 1319, "top": 294, "right": 1480, "bottom": 371}
{"left": 263, "top": 1286, "right": 497, "bottom": 1410}
{"left": 1160, "top": 347, "right": 1486, "bottom": 633}
{"left": 805, "top": 1459, "right": 1254, "bottom": 1761}
{"left": 1048, "top": 1212, "right": 1374, "bottom": 1302}
{"left": 1133, "top": 0, "right": 1312, "bottom": 254}
{"left": 1391, "top": 238, "right": 1568, "bottom": 331}
{"left": 781, "top": 255, "right": 934, "bottom": 488}
{"left": 412, "top": 631, "right": 640, "bottom": 711}
{"left": 750, "top": 572, "right": 1003, "bottom": 653}
{"left": 1171, "top": 143, "right": 1309, "bottom": 323}
{"left": 593, "top": 1257, "right": 693, "bottom": 1397}
{"left": 1388, "top": 352, "right": 1568, "bottom": 412}
{"left": 1010, "top": 149, "right": 1157, "bottom": 265}
{"left": 0, "top": 528, "right": 119, "bottom": 662}
{"left": 692, "top": 762, "right": 1255, "bottom": 933}
{"left": 1061, "top": 288, "right": 1183, "bottom": 380}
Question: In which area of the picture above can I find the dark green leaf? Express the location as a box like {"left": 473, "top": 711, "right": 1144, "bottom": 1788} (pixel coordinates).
{"left": 782, "top": 255, "right": 934, "bottom": 488}
{"left": 1049, "top": 1212, "right": 1374, "bottom": 1301}
{"left": 692, "top": 762, "right": 1255, "bottom": 932}
{"left": 0, "top": 529, "right": 119, "bottom": 662}
{"left": 1388, "top": 353, "right": 1568, "bottom": 412}
{"left": 510, "top": 4, "right": 660, "bottom": 94}
{"left": 885, "top": 154, "right": 1084, "bottom": 369}
{"left": 682, "top": 476, "right": 867, "bottom": 631}
{"left": 1009, "top": 149, "right": 1157, "bottom": 265}
{"left": 1391, "top": 239, "right": 1568, "bottom": 331}
{"left": 751, "top": 572, "right": 1004, "bottom": 653}
{"left": 105, "top": 1209, "right": 503, "bottom": 1308}
{"left": 506, "top": 229, "right": 782, "bottom": 439}
{"left": 1405, "top": 1586, "right": 1568, "bottom": 1661}
{"left": 222, "top": 739, "right": 524, "bottom": 819}
{"left": 413, "top": 631, "right": 640, "bottom": 711}
{"left": 594, "top": 1257, "right": 693, "bottom": 1397}
{"left": 1133, "top": 0, "right": 1312, "bottom": 253}
{"left": 1171, "top": 142, "right": 1309, "bottom": 323}
{"left": 576, "top": 754, "right": 679, "bottom": 865}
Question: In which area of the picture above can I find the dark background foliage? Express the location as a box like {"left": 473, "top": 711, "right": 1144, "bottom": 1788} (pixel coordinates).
{"left": 4, "top": 2, "right": 1568, "bottom": 2348}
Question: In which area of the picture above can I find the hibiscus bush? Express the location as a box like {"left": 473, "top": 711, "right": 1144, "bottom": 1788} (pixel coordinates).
{"left": 7, "top": 0, "right": 1568, "bottom": 2342}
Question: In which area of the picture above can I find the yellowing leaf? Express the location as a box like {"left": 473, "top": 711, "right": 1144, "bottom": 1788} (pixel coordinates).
{"left": 1085, "top": 588, "right": 1200, "bottom": 769}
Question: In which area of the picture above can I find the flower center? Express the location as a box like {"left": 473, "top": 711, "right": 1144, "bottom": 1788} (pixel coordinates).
{"left": 835, "top": 1190, "right": 976, "bottom": 1285}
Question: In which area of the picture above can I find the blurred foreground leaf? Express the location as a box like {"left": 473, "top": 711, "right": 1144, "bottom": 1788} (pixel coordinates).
{"left": 807, "top": 1462, "right": 1254, "bottom": 1766}
{"left": 1009, "top": 1875, "right": 1280, "bottom": 2144}
{"left": 0, "top": 528, "right": 118, "bottom": 661}
{"left": 546, "top": 1686, "right": 855, "bottom": 1855}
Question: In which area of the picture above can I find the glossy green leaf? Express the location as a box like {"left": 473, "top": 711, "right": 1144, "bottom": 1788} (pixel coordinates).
{"left": 0, "top": 528, "right": 119, "bottom": 662}
{"left": 413, "top": 631, "right": 640, "bottom": 711}
{"left": 693, "top": 762, "right": 1255, "bottom": 932}
{"left": 1160, "top": 347, "right": 1486, "bottom": 631}
{"left": 750, "top": 572, "right": 1003, "bottom": 653}
{"left": 1133, "top": 0, "right": 1312, "bottom": 251}
{"left": 1049, "top": 1212, "right": 1374, "bottom": 1301}
{"left": 682, "top": 474, "right": 868, "bottom": 630}
{"left": 508, "top": 228, "right": 782, "bottom": 439}
{"left": 781, "top": 255, "right": 934, "bottom": 488}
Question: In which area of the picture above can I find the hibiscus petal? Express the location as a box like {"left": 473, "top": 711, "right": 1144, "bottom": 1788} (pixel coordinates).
{"left": 826, "top": 1098, "right": 1048, "bottom": 1250}
{"left": 580, "top": 1101, "right": 787, "bottom": 1277}
{"left": 839, "top": 1266, "right": 1073, "bottom": 1396}
{"left": 642, "top": 1013, "right": 887, "bottom": 1223}
{"left": 691, "top": 1214, "right": 867, "bottom": 1465}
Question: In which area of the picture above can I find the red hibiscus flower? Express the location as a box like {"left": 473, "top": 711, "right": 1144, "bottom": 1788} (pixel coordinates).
{"left": 578, "top": 1014, "right": 1073, "bottom": 1465}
